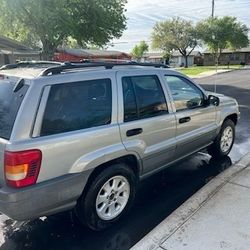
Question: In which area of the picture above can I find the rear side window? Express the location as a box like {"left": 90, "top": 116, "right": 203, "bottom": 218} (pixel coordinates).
{"left": 40, "top": 78, "right": 112, "bottom": 136}
{"left": 122, "top": 75, "right": 168, "bottom": 122}
{"left": 0, "top": 80, "right": 29, "bottom": 139}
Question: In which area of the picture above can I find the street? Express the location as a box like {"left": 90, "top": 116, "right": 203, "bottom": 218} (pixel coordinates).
{"left": 0, "top": 69, "right": 249, "bottom": 250}
{"left": 196, "top": 68, "right": 250, "bottom": 162}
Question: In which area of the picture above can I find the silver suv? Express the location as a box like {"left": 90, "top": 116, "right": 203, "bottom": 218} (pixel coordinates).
{"left": 0, "top": 61, "right": 239, "bottom": 230}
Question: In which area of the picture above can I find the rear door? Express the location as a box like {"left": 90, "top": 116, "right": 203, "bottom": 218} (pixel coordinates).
{"left": 162, "top": 74, "right": 217, "bottom": 158}
{"left": 117, "top": 70, "right": 177, "bottom": 175}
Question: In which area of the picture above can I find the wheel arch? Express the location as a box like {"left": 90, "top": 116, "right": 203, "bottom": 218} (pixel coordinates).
{"left": 78, "top": 154, "right": 141, "bottom": 201}
{"left": 224, "top": 113, "right": 238, "bottom": 125}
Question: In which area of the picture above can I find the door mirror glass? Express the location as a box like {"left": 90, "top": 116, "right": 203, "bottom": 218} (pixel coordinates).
{"left": 208, "top": 95, "right": 220, "bottom": 106}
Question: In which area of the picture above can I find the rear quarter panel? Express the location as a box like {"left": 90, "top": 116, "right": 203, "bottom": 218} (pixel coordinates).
{"left": 7, "top": 125, "right": 131, "bottom": 182}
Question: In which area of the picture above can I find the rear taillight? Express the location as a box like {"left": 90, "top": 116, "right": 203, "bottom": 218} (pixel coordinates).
{"left": 4, "top": 150, "right": 42, "bottom": 188}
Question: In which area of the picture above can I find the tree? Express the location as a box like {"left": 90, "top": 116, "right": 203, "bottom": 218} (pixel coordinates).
{"left": 197, "top": 16, "right": 249, "bottom": 65}
{"left": 152, "top": 17, "right": 198, "bottom": 68}
{"left": 131, "top": 41, "right": 149, "bottom": 61}
{"left": 0, "top": 0, "right": 127, "bottom": 60}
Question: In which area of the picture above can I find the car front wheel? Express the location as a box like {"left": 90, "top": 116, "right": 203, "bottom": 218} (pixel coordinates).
{"left": 208, "top": 119, "right": 235, "bottom": 158}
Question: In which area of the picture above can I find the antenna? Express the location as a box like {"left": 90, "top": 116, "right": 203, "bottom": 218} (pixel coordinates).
{"left": 214, "top": 64, "right": 218, "bottom": 93}
{"left": 211, "top": 33, "right": 218, "bottom": 93}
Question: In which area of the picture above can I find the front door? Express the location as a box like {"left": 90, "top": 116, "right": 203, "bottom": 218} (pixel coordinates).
{"left": 163, "top": 74, "right": 217, "bottom": 159}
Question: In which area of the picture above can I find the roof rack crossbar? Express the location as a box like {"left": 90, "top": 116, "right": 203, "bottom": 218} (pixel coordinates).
{"left": 40, "top": 61, "right": 169, "bottom": 76}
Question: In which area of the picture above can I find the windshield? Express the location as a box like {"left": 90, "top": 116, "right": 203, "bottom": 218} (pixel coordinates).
{"left": 0, "top": 79, "right": 28, "bottom": 139}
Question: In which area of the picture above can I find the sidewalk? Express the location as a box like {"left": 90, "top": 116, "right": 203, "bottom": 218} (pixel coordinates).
{"left": 132, "top": 153, "right": 250, "bottom": 250}
{"left": 188, "top": 69, "right": 233, "bottom": 79}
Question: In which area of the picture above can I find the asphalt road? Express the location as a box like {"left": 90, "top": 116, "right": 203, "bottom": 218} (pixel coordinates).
{"left": 0, "top": 69, "right": 249, "bottom": 250}
{"left": 196, "top": 68, "right": 250, "bottom": 162}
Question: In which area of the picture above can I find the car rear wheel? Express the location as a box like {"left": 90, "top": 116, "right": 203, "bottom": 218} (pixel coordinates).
{"left": 75, "top": 164, "right": 136, "bottom": 231}
{"left": 208, "top": 119, "right": 235, "bottom": 158}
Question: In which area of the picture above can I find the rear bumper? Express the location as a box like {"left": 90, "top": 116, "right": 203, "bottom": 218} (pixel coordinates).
{"left": 0, "top": 170, "right": 91, "bottom": 221}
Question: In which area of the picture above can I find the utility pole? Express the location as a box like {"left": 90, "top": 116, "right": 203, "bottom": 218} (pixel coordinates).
{"left": 212, "top": 0, "right": 215, "bottom": 18}
{"left": 211, "top": 0, "right": 217, "bottom": 93}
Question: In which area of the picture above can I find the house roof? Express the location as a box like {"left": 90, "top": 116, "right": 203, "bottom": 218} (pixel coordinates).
{"left": 0, "top": 35, "right": 40, "bottom": 56}
{"left": 0, "top": 49, "right": 40, "bottom": 55}
{"left": 171, "top": 50, "right": 201, "bottom": 57}
{"left": 143, "top": 52, "right": 164, "bottom": 59}
{"left": 0, "top": 35, "right": 34, "bottom": 51}
{"left": 56, "top": 48, "right": 130, "bottom": 58}
{"left": 143, "top": 50, "right": 202, "bottom": 59}
{"left": 203, "top": 47, "right": 250, "bottom": 54}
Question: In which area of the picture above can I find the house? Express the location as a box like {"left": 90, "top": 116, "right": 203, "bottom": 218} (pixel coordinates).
{"left": 0, "top": 36, "right": 40, "bottom": 65}
{"left": 203, "top": 47, "right": 250, "bottom": 66}
{"left": 141, "top": 51, "right": 203, "bottom": 67}
{"left": 170, "top": 51, "right": 203, "bottom": 67}
{"left": 141, "top": 52, "right": 168, "bottom": 64}
{"left": 54, "top": 48, "right": 131, "bottom": 62}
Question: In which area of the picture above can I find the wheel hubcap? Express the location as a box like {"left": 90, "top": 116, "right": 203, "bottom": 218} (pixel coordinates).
{"left": 96, "top": 176, "right": 130, "bottom": 220}
{"left": 220, "top": 126, "right": 233, "bottom": 153}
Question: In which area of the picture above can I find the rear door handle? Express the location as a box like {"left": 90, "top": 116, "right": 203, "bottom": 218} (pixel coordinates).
{"left": 126, "top": 128, "right": 143, "bottom": 137}
{"left": 179, "top": 117, "right": 191, "bottom": 124}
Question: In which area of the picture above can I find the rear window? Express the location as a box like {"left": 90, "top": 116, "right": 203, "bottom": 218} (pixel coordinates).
{"left": 40, "top": 78, "right": 112, "bottom": 136}
{"left": 0, "top": 79, "right": 29, "bottom": 139}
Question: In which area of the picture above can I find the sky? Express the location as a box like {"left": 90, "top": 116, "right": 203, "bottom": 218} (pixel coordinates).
{"left": 109, "top": 0, "right": 250, "bottom": 52}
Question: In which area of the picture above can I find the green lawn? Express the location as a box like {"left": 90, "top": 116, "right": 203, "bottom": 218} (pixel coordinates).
{"left": 177, "top": 65, "right": 243, "bottom": 76}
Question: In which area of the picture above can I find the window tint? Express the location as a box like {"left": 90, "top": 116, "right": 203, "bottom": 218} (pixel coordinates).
{"left": 122, "top": 77, "right": 138, "bottom": 122}
{"left": 165, "top": 76, "right": 204, "bottom": 111}
{"left": 122, "top": 75, "right": 168, "bottom": 122}
{"left": 0, "top": 80, "right": 29, "bottom": 139}
{"left": 41, "top": 79, "right": 112, "bottom": 136}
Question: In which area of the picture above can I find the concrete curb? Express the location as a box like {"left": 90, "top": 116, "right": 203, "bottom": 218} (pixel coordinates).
{"left": 191, "top": 66, "right": 249, "bottom": 79}
{"left": 190, "top": 69, "right": 234, "bottom": 79}
{"left": 131, "top": 153, "right": 250, "bottom": 250}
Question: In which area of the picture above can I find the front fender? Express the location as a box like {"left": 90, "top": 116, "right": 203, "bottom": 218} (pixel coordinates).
{"left": 216, "top": 96, "right": 240, "bottom": 127}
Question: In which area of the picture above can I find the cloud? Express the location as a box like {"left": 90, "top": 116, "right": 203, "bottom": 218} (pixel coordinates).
{"left": 110, "top": 0, "right": 250, "bottom": 52}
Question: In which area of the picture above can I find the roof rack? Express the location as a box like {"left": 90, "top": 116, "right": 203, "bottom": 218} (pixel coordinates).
{"left": 40, "top": 61, "right": 169, "bottom": 76}
{"left": 0, "top": 61, "right": 63, "bottom": 70}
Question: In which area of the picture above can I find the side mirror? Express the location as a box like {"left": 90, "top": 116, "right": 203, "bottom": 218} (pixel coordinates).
{"left": 208, "top": 95, "right": 220, "bottom": 106}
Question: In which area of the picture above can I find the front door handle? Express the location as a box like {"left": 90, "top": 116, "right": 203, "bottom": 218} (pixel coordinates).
{"left": 126, "top": 128, "right": 143, "bottom": 137}
{"left": 179, "top": 117, "right": 191, "bottom": 124}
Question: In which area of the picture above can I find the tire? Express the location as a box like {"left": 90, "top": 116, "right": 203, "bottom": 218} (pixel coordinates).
{"left": 75, "top": 163, "right": 136, "bottom": 231}
{"left": 208, "top": 119, "right": 235, "bottom": 158}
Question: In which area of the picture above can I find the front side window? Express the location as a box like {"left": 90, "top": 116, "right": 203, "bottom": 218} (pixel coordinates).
{"left": 122, "top": 75, "right": 168, "bottom": 122}
{"left": 165, "top": 75, "right": 204, "bottom": 111}
{"left": 41, "top": 78, "right": 112, "bottom": 136}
